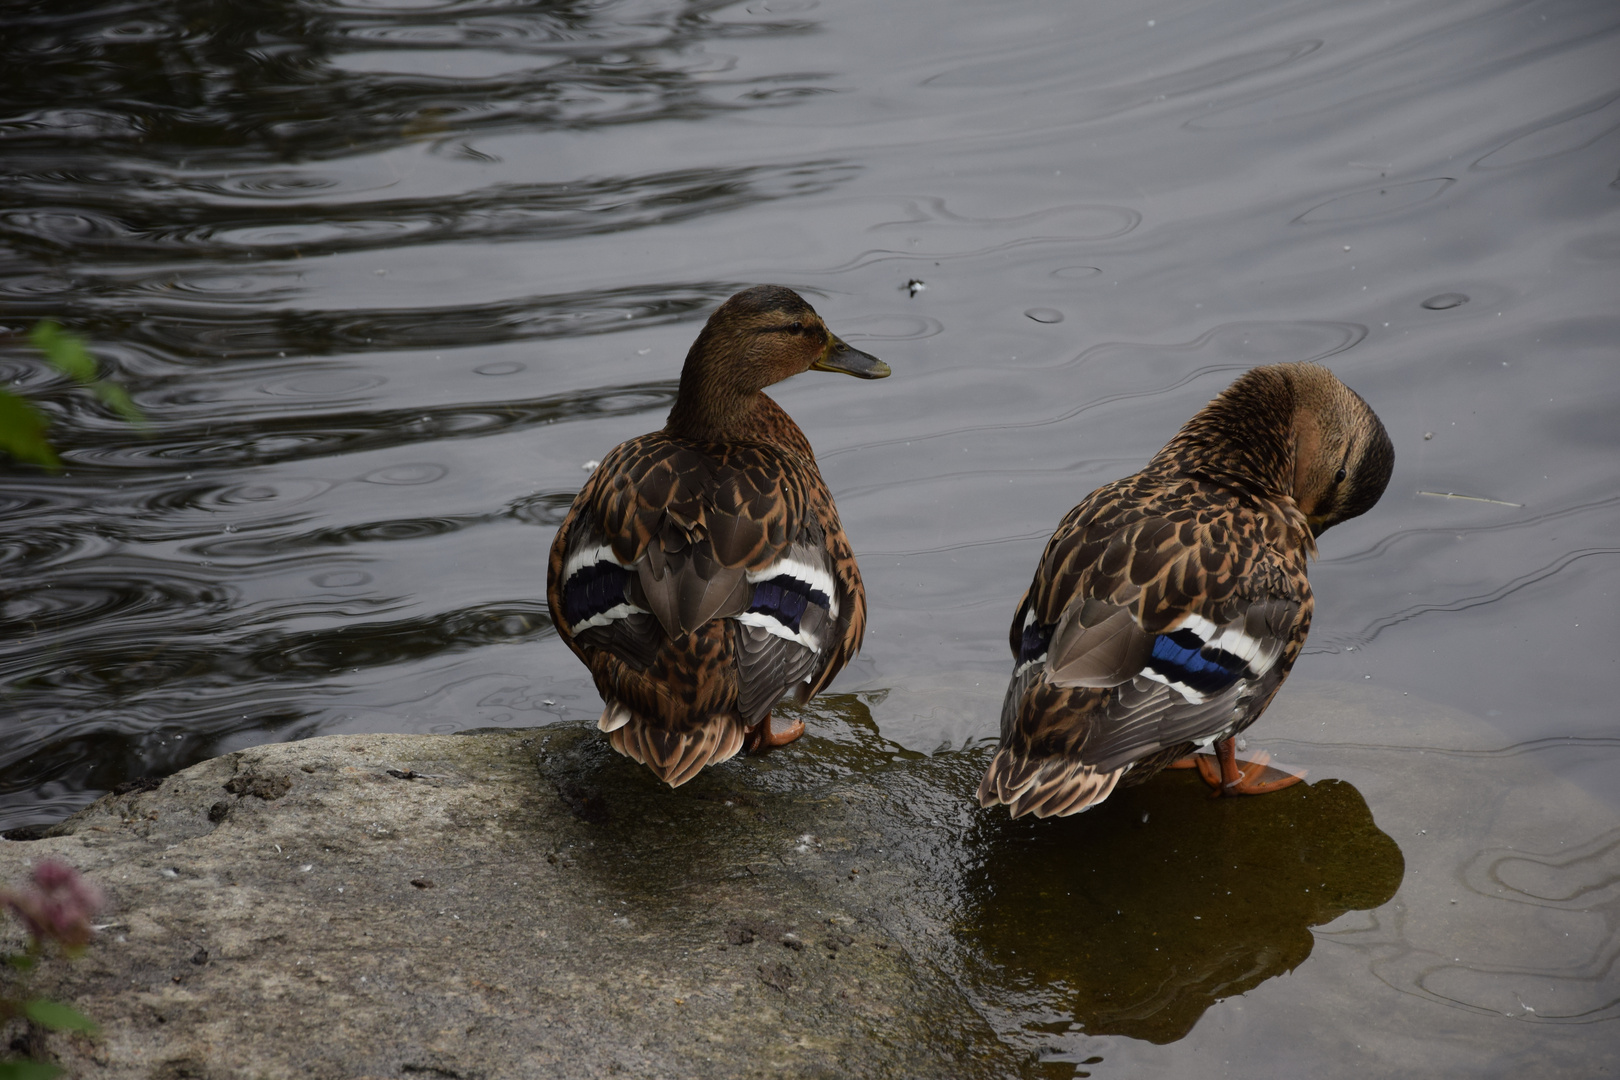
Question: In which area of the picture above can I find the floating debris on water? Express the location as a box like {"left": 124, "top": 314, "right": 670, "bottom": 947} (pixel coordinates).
{"left": 1416, "top": 490, "right": 1523, "bottom": 507}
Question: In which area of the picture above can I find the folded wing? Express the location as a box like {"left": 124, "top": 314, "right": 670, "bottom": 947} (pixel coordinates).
{"left": 982, "top": 496, "right": 1308, "bottom": 817}
{"left": 548, "top": 435, "right": 861, "bottom": 779}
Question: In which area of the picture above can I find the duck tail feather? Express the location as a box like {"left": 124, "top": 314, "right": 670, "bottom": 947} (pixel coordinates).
{"left": 979, "top": 750, "right": 1123, "bottom": 818}
{"left": 606, "top": 712, "right": 745, "bottom": 788}
{"left": 976, "top": 749, "right": 1040, "bottom": 806}
{"left": 598, "top": 701, "right": 632, "bottom": 732}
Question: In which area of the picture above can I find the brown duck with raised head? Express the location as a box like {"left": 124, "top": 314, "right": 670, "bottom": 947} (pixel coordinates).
{"left": 980, "top": 362, "right": 1393, "bottom": 818}
{"left": 547, "top": 286, "right": 890, "bottom": 786}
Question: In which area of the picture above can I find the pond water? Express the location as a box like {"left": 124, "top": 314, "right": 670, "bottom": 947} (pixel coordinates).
{"left": 1, "top": 0, "right": 1617, "bottom": 1072}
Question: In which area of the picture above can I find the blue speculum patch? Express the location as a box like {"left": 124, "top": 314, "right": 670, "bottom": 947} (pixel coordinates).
{"left": 1148, "top": 629, "right": 1244, "bottom": 695}
{"left": 1019, "top": 620, "right": 1050, "bottom": 665}
{"left": 748, "top": 576, "right": 829, "bottom": 633}
{"left": 563, "top": 562, "right": 631, "bottom": 626}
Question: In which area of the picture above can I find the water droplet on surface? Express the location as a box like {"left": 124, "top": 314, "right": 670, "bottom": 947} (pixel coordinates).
{"left": 475, "top": 361, "right": 524, "bottom": 376}
{"left": 1421, "top": 293, "right": 1469, "bottom": 310}
{"left": 1024, "top": 308, "right": 1063, "bottom": 324}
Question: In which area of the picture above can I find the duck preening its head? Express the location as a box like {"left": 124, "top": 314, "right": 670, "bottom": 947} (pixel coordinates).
{"left": 1158, "top": 362, "right": 1394, "bottom": 537}
{"left": 666, "top": 286, "right": 890, "bottom": 441}
{"left": 1284, "top": 365, "right": 1395, "bottom": 536}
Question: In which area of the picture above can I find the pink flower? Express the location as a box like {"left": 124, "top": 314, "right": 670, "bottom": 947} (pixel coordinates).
{"left": 2, "top": 860, "right": 104, "bottom": 950}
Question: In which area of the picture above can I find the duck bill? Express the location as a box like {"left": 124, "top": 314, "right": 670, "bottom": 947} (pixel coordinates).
{"left": 813, "top": 337, "right": 890, "bottom": 379}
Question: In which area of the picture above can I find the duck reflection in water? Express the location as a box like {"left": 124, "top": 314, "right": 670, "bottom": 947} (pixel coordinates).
{"left": 960, "top": 769, "right": 1404, "bottom": 1044}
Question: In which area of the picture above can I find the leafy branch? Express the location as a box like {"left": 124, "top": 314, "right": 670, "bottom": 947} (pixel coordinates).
{"left": 0, "top": 322, "right": 144, "bottom": 470}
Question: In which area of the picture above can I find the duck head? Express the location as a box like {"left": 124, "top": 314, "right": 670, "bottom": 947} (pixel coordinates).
{"left": 1285, "top": 365, "right": 1395, "bottom": 537}
{"left": 1158, "top": 362, "right": 1394, "bottom": 539}
{"left": 666, "top": 286, "right": 890, "bottom": 441}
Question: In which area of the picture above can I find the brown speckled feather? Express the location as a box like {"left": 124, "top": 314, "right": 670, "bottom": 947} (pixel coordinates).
{"left": 981, "top": 362, "right": 1393, "bottom": 817}
{"left": 546, "top": 286, "right": 886, "bottom": 786}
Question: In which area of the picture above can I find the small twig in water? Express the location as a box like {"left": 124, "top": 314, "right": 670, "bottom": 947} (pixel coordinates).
{"left": 1416, "top": 490, "right": 1523, "bottom": 507}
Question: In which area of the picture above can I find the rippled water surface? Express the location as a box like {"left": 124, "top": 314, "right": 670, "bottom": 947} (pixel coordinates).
{"left": 2, "top": 0, "right": 1617, "bottom": 1071}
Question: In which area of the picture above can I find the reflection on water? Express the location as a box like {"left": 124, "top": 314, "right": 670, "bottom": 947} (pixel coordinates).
{"left": 521, "top": 694, "right": 1428, "bottom": 1065}
{"left": 749, "top": 693, "right": 1409, "bottom": 1049}
{"left": 959, "top": 773, "right": 1404, "bottom": 1044}
{"left": 530, "top": 690, "right": 1404, "bottom": 1049}
{"left": 0, "top": 0, "right": 827, "bottom": 162}
{"left": 740, "top": 689, "right": 1619, "bottom": 1067}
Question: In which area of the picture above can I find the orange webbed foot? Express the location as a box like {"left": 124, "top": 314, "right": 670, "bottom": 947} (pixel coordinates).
{"left": 1227, "top": 753, "right": 1308, "bottom": 794}
{"left": 1193, "top": 742, "right": 1307, "bottom": 796}
{"left": 743, "top": 713, "right": 805, "bottom": 755}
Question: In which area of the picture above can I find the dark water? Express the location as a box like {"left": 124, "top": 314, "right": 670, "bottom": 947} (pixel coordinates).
{"left": 959, "top": 774, "right": 1405, "bottom": 1045}
{"left": 2, "top": 0, "right": 1618, "bottom": 1071}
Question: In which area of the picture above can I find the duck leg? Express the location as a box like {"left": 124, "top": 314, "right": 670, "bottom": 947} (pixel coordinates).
{"left": 1192, "top": 738, "right": 1307, "bottom": 795}
{"left": 743, "top": 712, "right": 805, "bottom": 754}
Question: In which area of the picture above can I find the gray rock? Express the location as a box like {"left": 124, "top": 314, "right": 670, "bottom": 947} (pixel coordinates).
{"left": 0, "top": 723, "right": 1011, "bottom": 1079}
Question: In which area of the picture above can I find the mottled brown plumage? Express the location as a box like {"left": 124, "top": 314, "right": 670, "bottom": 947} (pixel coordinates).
{"left": 547, "top": 286, "right": 890, "bottom": 786}
{"left": 980, "top": 363, "right": 1394, "bottom": 818}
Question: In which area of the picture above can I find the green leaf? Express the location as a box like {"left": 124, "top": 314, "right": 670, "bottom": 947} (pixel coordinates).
{"left": 91, "top": 380, "right": 145, "bottom": 426}
{"left": 0, "top": 1061, "right": 65, "bottom": 1080}
{"left": 23, "top": 999, "right": 98, "bottom": 1034}
{"left": 0, "top": 389, "right": 60, "bottom": 470}
{"left": 28, "top": 321, "right": 98, "bottom": 384}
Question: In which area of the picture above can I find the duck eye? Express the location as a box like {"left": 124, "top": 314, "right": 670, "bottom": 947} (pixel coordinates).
{"left": 787, "top": 321, "right": 804, "bottom": 334}
{"left": 1334, "top": 467, "right": 1347, "bottom": 484}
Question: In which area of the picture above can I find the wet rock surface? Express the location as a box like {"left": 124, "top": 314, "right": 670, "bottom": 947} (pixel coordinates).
{"left": 2, "top": 684, "right": 1617, "bottom": 1078}
{"left": 0, "top": 722, "right": 1010, "bottom": 1079}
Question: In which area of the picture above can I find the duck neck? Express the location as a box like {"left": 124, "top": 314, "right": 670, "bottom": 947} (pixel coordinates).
{"left": 1151, "top": 367, "right": 1298, "bottom": 501}
{"left": 665, "top": 385, "right": 767, "bottom": 442}
{"left": 664, "top": 333, "right": 768, "bottom": 442}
